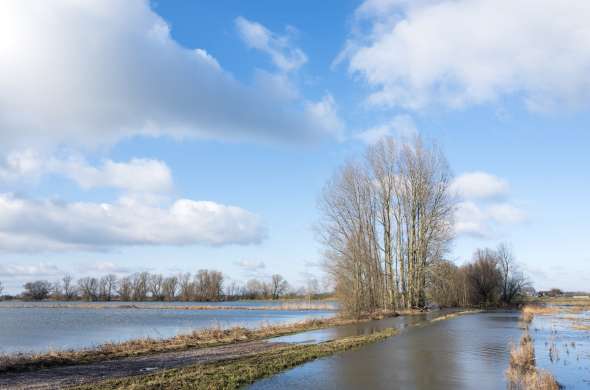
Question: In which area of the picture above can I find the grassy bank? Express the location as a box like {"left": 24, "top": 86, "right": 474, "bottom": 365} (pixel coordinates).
{"left": 0, "top": 316, "right": 377, "bottom": 373}
{"left": 506, "top": 305, "right": 559, "bottom": 389}
{"left": 74, "top": 328, "right": 398, "bottom": 390}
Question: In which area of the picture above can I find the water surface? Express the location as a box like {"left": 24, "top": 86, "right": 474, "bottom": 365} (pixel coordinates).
{"left": 250, "top": 311, "right": 522, "bottom": 390}
{"left": 0, "top": 301, "right": 334, "bottom": 354}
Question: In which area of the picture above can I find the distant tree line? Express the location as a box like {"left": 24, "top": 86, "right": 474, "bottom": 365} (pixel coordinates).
{"left": 9, "top": 271, "right": 307, "bottom": 302}
{"left": 427, "top": 243, "right": 529, "bottom": 307}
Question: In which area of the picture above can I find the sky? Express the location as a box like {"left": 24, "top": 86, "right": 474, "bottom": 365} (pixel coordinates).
{"left": 1, "top": 0, "right": 589, "bottom": 293}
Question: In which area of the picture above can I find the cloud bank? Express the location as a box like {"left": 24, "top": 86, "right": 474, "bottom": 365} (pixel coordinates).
{"left": 0, "top": 1, "right": 340, "bottom": 150}
{"left": 0, "top": 194, "right": 266, "bottom": 252}
{"left": 344, "top": 0, "right": 590, "bottom": 110}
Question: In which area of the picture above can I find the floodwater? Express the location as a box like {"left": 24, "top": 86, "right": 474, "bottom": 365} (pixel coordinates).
{"left": 532, "top": 304, "right": 590, "bottom": 388}
{"left": 0, "top": 300, "right": 334, "bottom": 354}
{"left": 250, "top": 311, "right": 523, "bottom": 390}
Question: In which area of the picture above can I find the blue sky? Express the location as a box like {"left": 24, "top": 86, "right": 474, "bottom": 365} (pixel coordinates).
{"left": 0, "top": 0, "right": 589, "bottom": 293}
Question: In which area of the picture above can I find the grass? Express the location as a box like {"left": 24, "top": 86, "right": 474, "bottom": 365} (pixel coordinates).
{"left": 0, "top": 316, "right": 380, "bottom": 374}
{"left": 521, "top": 305, "right": 558, "bottom": 323}
{"left": 73, "top": 328, "right": 398, "bottom": 390}
{"left": 505, "top": 305, "right": 561, "bottom": 389}
{"left": 505, "top": 332, "right": 559, "bottom": 390}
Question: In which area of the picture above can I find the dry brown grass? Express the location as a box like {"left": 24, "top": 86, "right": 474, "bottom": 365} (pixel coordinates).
{"left": 0, "top": 316, "right": 360, "bottom": 373}
{"left": 521, "top": 305, "right": 559, "bottom": 323}
{"left": 571, "top": 323, "right": 590, "bottom": 331}
{"left": 506, "top": 332, "right": 559, "bottom": 390}
{"left": 73, "top": 328, "right": 399, "bottom": 390}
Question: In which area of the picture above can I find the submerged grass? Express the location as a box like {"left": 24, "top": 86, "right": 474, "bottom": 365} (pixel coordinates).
{"left": 0, "top": 316, "right": 365, "bottom": 373}
{"left": 506, "top": 305, "right": 560, "bottom": 390}
{"left": 506, "top": 332, "right": 559, "bottom": 390}
{"left": 521, "top": 305, "right": 559, "bottom": 324}
{"left": 73, "top": 328, "right": 398, "bottom": 390}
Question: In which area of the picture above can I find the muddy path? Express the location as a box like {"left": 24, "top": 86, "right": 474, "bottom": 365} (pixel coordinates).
{"left": 0, "top": 340, "right": 285, "bottom": 389}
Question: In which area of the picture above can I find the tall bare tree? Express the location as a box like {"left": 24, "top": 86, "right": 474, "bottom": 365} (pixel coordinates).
{"left": 62, "top": 274, "right": 77, "bottom": 300}
{"left": 319, "top": 136, "right": 454, "bottom": 315}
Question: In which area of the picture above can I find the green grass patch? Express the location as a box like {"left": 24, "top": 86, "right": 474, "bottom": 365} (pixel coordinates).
{"left": 73, "top": 328, "right": 398, "bottom": 390}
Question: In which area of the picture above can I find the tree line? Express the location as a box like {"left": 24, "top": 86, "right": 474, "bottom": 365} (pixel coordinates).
{"left": 5, "top": 271, "right": 304, "bottom": 302}
{"left": 319, "top": 136, "right": 528, "bottom": 316}
{"left": 428, "top": 244, "right": 528, "bottom": 307}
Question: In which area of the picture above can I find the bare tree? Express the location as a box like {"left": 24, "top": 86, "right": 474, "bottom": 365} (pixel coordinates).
{"left": 162, "top": 276, "right": 179, "bottom": 301}
{"left": 23, "top": 280, "right": 52, "bottom": 300}
{"left": 131, "top": 272, "right": 149, "bottom": 301}
{"left": 0, "top": 281, "right": 4, "bottom": 296}
{"left": 149, "top": 273, "right": 164, "bottom": 301}
{"left": 78, "top": 277, "right": 99, "bottom": 301}
{"left": 497, "top": 243, "right": 528, "bottom": 304}
{"left": 99, "top": 274, "right": 117, "bottom": 301}
{"left": 465, "top": 249, "right": 502, "bottom": 305}
{"left": 178, "top": 273, "right": 193, "bottom": 301}
{"left": 62, "top": 274, "right": 77, "bottom": 300}
{"left": 270, "top": 274, "right": 288, "bottom": 299}
{"left": 319, "top": 136, "right": 454, "bottom": 316}
{"left": 117, "top": 276, "right": 133, "bottom": 301}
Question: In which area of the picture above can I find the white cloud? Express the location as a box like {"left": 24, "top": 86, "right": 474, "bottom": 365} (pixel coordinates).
{"left": 452, "top": 171, "right": 526, "bottom": 238}
{"left": 235, "top": 16, "right": 307, "bottom": 72}
{"left": 487, "top": 203, "right": 527, "bottom": 225}
{"left": 50, "top": 157, "right": 173, "bottom": 193}
{"left": 0, "top": 1, "right": 338, "bottom": 150}
{"left": 0, "top": 262, "right": 63, "bottom": 278}
{"left": 454, "top": 201, "right": 527, "bottom": 238}
{"left": 355, "top": 114, "right": 417, "bottom": 144}
{"left": 0, "top": 194, "right": 266, "bottom": 252}
{"left": 0, "top": 150, "right": 173, "bottom": 194}
{"left": 345, "top": 0, "right": 590, "bottom": 110}
{"left": 450, "top": 171, "right": 509, "bottom": 200}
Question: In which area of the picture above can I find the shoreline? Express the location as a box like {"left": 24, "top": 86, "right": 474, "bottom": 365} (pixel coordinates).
{"left": 0, "top": 309, "right": 480, "bottom": 389}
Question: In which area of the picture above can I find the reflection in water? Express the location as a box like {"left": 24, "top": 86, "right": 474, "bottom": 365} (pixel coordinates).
{"left": 249, "top": 312, "right": 522, "bottom": 390}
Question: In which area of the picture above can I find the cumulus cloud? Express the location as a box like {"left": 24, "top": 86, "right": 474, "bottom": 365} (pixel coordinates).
{"left": 51, "top": 157, "right": 173, "bottom": 193}
{"left": 235, "top": 16, "right": 307, "bottom": 72}
{"left": 0, "top": 194, "right": 266, "bottom": 252}
{"left": 452, "top": 171, "right": 526, "bottom": 238}
{"left": 0, "top": 1, "right": 339, "bottom": 150}
{"left": 454, "top": 199, "right": 527, "bottom": 238}
{"left": 450, "top": 171, "right": 509, "bottom": 200}
{"left": 0, "top": 150, "right": 173, "bottom": 194}
{"left": 344, "top": 0, "right": 590, "bottom": 110}
{"left": 355, "top": 114, "right": 417, "bottom": 144}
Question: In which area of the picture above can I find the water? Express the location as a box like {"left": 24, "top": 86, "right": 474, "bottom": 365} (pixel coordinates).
{"left": 0, "top": 301, "right": 334, "bottom": 354}
{"left": 249, "top": 311, "right": 523, "bottom": 390}
{"left": 531, "top": 305, "right": 590, "bottom": 388}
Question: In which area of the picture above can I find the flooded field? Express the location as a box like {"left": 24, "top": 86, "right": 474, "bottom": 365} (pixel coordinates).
{"left": 250, "top": 311, "right": 523, "bottom": 390}
{"left": 0, "top": 300, "right": 334, "bottom": 354}
{"left": 530, "top": 303, "right": 590, "bottom": 388}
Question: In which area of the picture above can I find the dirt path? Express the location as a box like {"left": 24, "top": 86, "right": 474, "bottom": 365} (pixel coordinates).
{"left": 0, "top": 340, "right": 286, "bottom": 390}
